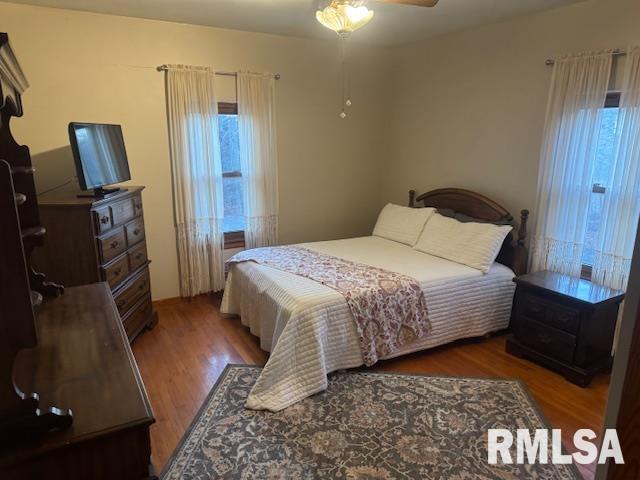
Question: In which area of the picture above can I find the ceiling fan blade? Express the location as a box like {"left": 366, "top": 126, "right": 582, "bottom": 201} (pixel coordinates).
{"left": 376, "top": 0, "right": 439, "bottom": 6}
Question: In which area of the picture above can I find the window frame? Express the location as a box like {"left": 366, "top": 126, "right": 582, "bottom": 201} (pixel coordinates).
{"left": 218, "top": 101, "right": 245, "bottom": 249}
{"left": 581, "top": 92, "right": 621, "bottom": 280}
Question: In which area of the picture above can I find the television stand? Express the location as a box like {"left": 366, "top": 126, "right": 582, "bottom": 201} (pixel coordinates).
{"left": 77, "top": 186, "right": 126, "bottom": 199}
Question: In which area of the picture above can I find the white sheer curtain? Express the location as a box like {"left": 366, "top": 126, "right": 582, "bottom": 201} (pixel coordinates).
{"left": 165, "top": 65, "right": 225, "bottom": 296}
{"left": 592, "top": 48, "right": 640, "bottom": 290}
{"left": 531, "top": 51, "right": 613, "bottom": 276}
{"left": 237, "top": 72, "right": 279, "bottom": 249}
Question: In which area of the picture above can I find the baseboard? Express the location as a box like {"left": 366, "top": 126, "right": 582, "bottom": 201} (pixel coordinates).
{"left": 152, "top": 291, "right": 224, "bottom": 307}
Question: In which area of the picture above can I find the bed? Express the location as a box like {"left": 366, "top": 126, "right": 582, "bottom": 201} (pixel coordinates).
{"left": 221, "top": 188, "right": 530, "bottom": 411}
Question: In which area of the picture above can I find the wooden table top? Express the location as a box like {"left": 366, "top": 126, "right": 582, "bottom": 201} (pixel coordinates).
{"left": 1, "top": 283, "right": 154, "bottom": 466}
{"left": 514, "top": 270, "right": 625, "bottom": 306}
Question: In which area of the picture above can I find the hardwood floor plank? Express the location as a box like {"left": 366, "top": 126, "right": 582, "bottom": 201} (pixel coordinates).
{"left": 132, "top": 294, "right": 609, "bottom": 479}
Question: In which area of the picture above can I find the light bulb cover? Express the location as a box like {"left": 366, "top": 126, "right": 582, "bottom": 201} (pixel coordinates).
{"left": 316, "top": 1, "right": 374, "bottom": 35}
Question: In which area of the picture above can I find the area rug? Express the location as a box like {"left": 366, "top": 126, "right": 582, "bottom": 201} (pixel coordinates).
{"left": 161, "top": 365, "right": 579, "bottom": 480}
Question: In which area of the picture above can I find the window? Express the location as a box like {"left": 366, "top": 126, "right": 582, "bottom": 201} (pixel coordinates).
{"left": 218, "top": 102, "right": 245, "bottom": 248}
{"left": 581, "top": 92, "right": 621, "bottom": 279}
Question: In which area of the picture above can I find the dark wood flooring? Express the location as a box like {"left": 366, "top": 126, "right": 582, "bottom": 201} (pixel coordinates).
{"left": 132, "top": 294, "right": 609, "bottom": 479}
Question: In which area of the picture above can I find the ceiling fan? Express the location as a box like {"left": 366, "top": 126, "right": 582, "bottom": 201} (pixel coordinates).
{"left": 316, "top": 1, "right": 439, "bottom": 118}
{"left": 316, "top": 0, "right": 439, "bottom": 36}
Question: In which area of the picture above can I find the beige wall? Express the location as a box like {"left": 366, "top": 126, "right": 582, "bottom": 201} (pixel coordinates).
{"left": 0, "top": 2, "right": 389, "bottom": 299}
{"left": 2, "top": 0, "right": 636, "bottom": 300}
{"left": 383, "top": 0, "right": 640, "bottom": 225}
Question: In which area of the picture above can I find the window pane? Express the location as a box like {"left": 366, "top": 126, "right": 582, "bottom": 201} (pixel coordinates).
{"left": 219, "top": 114, "right": 240, "bottom": 173}
{"left": 592, "top": 108, "right": 619, "bottom": 186}
{"left": 222, "top": 176, "right": 246, "bottom": 233}
{"left": 219, "top": 111, "right": 245, "bottom": 233}
{"left": 582, "top": 107, "right": 620, "bottom": 267}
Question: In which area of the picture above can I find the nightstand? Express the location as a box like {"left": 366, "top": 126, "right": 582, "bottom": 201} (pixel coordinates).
{"left": 506, "top": 270, "right": 624, "bottom": 387}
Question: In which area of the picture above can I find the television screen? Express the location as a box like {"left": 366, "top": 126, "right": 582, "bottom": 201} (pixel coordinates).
{"left": 69, "top": 123, "right": 131, "bottom": 191}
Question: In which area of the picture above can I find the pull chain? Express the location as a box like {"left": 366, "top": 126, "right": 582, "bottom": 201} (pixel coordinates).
{"left": 339, "top": 34, "right": 351, "bottom": 119}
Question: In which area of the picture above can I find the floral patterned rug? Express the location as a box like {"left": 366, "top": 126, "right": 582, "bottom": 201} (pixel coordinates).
{"left": 161, "top": 365, "right": 579, "bottom": 480}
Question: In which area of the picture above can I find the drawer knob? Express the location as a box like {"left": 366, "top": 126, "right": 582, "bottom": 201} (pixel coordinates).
{"left": 101, "top": 216, "right": 110, "bottom": 224}
{"left": 139, "top": 283, "right": 146, "bottom": 290}
{"left": 133, "top": 229, "right": 141, "bottom": 236}
{"left": 538, "top": 332, "right": 553, "bottom": 344}
{"left": 136, "top": 253, "right": 143, "bottom": 260}
{"left": 113, "top": 268, "right": 122, "bottom": 276}
{"left": 110, "top": 240, "right": 120, "bottom": 249}
{"left": 118, "top": 299, "right": 126, "bottom": 308}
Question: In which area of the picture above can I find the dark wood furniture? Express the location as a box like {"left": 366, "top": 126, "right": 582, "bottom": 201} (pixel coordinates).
{"left": 0, "top": 33, "right": 70, "bottom": 441}
{"left": 34, "top": 187, "right": 158, "bottom": 341}
{"left": 1, "top": 283, "right": 156, "bottom": 480}
{"left": 506, "top": 270, "right": 624, "bottom": 387}
{"left": 0, "top": 33, "right": 63, "bottom": 299}
{"left": 409, "top": 188, "right": 529, "bottom": 275}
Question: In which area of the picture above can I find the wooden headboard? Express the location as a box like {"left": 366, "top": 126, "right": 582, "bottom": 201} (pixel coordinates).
{"left": 409, "top": 188, "right": 530, "bottom": 276}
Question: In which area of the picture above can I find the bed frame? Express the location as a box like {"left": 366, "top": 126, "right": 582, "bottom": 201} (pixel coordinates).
{"left": 409, "top": 188, "right": 529, "bottom": 276}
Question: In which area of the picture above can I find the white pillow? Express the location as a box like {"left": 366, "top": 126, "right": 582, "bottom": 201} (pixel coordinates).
{"left": 372, "top": 204, "right": 436, "bottom": 246}
{"left": 414, "top": 213, "right": 512, "bottom": 273}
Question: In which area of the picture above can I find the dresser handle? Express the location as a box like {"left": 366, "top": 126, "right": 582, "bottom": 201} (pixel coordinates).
{"left": 113, "top": 268, "right": 122, "bottom": 276}
{"left": 538, "top": 332, "right": 553, "bottom": 344}
{"left": 110, "top": 240, "right": 120, "bottom": 249}
{"left": 133, "top": 229, "right": 141, "bottom": 236}
{"left": 100, "top": 216, "right": 110, "bottom": 224}
{"left": 118, "top": 299, "right": 126, "bottom": 308}
{"left": 135, "top": 253, "right": 143, "bottom": 260}
{"left": 139, "top": 282, "right": 146, "bottom": 290}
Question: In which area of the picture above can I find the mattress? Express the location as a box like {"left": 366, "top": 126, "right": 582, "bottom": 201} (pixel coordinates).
{"left": 221, "top": 236, "right": 516, "bottom": 411}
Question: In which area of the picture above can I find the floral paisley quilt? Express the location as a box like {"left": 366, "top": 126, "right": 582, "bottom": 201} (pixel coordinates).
{"left": 228, "top": 246, "right": 431, "bottom": 366}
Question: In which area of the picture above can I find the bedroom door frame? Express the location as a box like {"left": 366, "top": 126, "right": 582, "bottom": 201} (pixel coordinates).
{"left": 597, "top": 216, "right": 640, "bottom": 479}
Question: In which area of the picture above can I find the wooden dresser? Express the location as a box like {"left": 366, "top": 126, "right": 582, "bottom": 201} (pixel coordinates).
{"left": 506, "top": 270, "right": 624, "bottom": 387}
{"left": 33, "top": 186, "right": 157, "bottom": 341}
{"left": 0, "top": 283, "right": 156, "bottom": 479}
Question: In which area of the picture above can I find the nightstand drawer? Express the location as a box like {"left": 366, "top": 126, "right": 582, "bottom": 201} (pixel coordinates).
{"left": 520, "top": 317, "right": 576, "bottom": 364}
{"left": 520, "top": 292, "right": 580, "bottom": 334}
{"left": 547, "top": 303, "right": 581, "bottom": 334}
{"left": 520, "top": 292, "right": 547, "bottom": 322}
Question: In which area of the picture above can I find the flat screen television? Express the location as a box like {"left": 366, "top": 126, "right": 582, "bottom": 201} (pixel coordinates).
{"left": 69, "top": 122, "right": 131, "bottom": 197}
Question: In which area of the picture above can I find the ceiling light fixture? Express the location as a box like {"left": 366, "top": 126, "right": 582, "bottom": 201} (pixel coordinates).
{"left": 316, "top": 0, "right": 375, "bottom": 36}
{"left": 316, "top": 1, "right": 374, "bottom": 119}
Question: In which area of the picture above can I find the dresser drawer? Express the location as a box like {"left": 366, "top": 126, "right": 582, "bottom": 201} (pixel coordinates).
{"left": 520, "top": 292, "right": 580, "bottom": 335}
{"left": 113, "top": 268, "right": 150, "bottom": 315}
{"left": 102, "top": 254, "right": 130, "bottom": 290}
{"left": 98, "top": 228, "right": 127, "bottom": 263}
{"left": 520, "top": 292, "right": 547, "bottom": 323}
{"left": 110, "top": 198, "right": 136, "bottom": 226}
{"left": 520, "top": 317, "right": 576, "bottom": 364}
{"left": 125, "top": 217, "right": 145, "bottom": 247}
{"left": 94, "top": 207, "right": 112, "bottom": 234}
{"left": 128, "top": 243, "right": 148, "bottom": 272}
{"left": 133, "top": 195, "right": 143, "bottom": 216}
{"left": 122, "top": 295, "right": 153, "bottom": 340}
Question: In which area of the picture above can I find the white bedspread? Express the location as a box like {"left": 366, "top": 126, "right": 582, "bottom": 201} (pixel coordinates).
{"left": 221, "top": 236, "right": 516, "bottom": 411}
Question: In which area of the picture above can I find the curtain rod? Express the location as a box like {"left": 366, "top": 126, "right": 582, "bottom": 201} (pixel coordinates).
{"left": 156, "top": 64, "right": 280, "bottom": 80}
{"left": 545, "top": 49, "right": 627, "bottom": 66}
